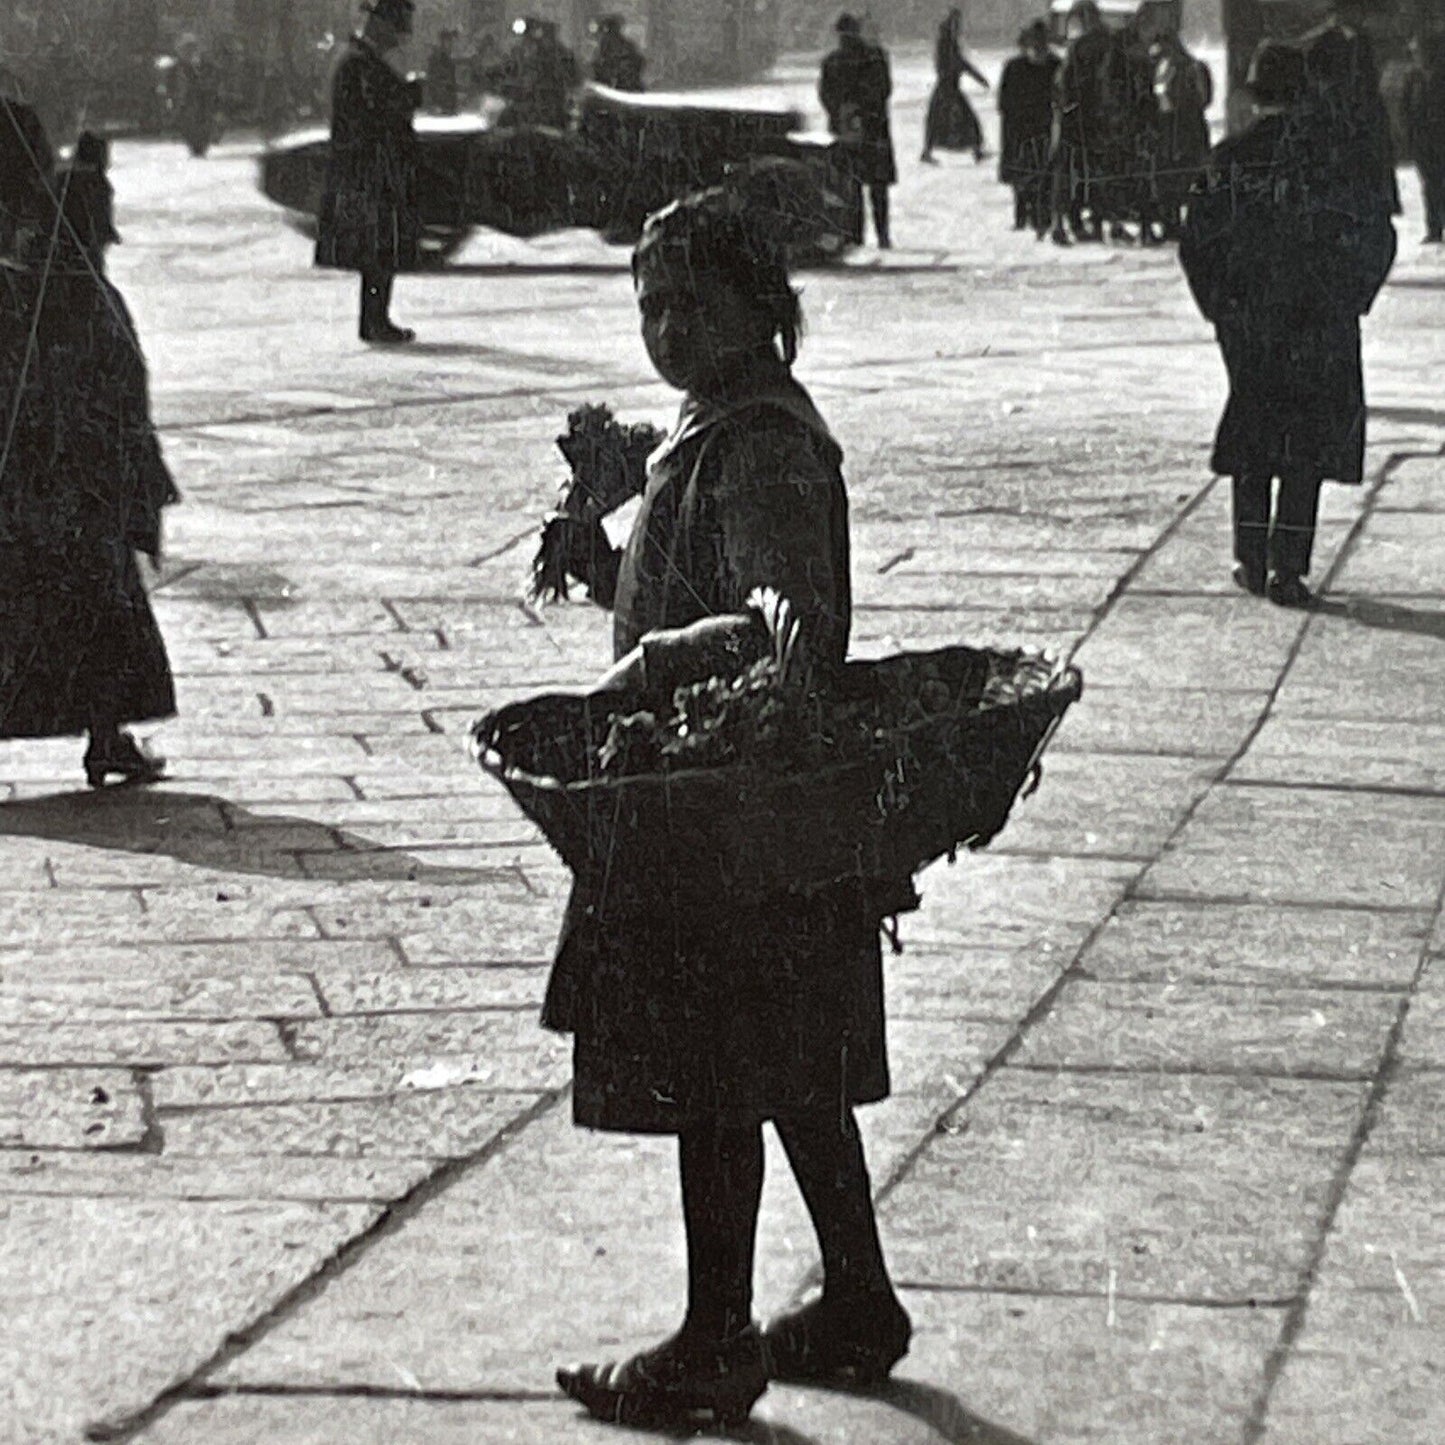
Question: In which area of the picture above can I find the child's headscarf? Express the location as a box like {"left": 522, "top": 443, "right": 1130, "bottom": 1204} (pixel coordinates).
{"left": 632, "top": 178, "right": 803, "bottom": 362}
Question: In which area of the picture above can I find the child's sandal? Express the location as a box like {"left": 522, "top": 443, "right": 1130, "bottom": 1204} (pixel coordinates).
{"left": 556, "top": 1326, "right": 767, "bottom": 1426}
{"left": 762, "top": 1294, "right": 912, "bottom": 1387}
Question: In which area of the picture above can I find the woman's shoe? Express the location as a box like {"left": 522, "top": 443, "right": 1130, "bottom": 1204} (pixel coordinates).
{"left": 762, "top": 1293, "right": 912, "bottom": 1387}
{"left": 84, "top": 733, "right": 166, "bottom": 790}
{"left": 556, "top": 1327, "right": 767, "bottom": 1427}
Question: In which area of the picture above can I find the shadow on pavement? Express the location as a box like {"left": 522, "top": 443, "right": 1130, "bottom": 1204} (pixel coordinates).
{"left": 858, "top": 1379, "right": 1038, "bottom": 1445}
{"left": 0, "top": 788, "right": 508, "bottom": 885}
{"left": 1368, "top": 404, "right": 1445, "bottom": 429}
{"left": 1316, "top": 596, "right": 1445, "bottom": 640}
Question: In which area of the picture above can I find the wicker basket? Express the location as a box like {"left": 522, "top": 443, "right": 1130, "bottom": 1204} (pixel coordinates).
{"left": 473, "top": 646, "right": 1082, "bottom": 905}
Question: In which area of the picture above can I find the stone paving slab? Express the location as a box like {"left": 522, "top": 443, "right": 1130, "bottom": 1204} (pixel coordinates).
{"left": 881, "top": 1069, "right": 1367, "bottom": 1300}
{"left": 1375, "top": 453, "right": 1445, "bottom": 513}
{"left": 883, "top": 946, "right": 1068, "bottom": 1024}
{"left": 1331, "top": 511, "right": 1445, "bottom": 595}
{"left": 8, "top": 1196, "right": 377, "bottom": 1445}
{"left": 988, "top": 753, "right": 1217, "bottom": 860}
{"left": 1050, "top": 685, "right": 1268, "bottom": 759}
{"left": 1260, "top": 1149, "right": 1445, "bottom": 1445}
{"left": 1396, "top": 960, "right": 1445, "bottom": 1070}
{"left": 1271, "top": 618, "right": 1445, "bottom": 723}
{"left": 1078, "top": 901, "right": 1429, "bottom": 990}
{"left": 1139, "top": 784, "right": 1445, "bottom": 910}
{"left": 0, "top": 1152, "right": 431, "bottom": 1204}
{"left": 161, "top": 1088, "right": 535, "bottom": 1164}
{"left": 1015, "top": 979, "right": 1399, "bottom": 1077}
{"left": 0, "top": 1069, "right": 147, "bottom": 1152}
{"left": 1072, "top": 595, "right": 1308, "bottom": 692}
{"left": 1234, "top": 716, "right": 1445, "bottom": 792}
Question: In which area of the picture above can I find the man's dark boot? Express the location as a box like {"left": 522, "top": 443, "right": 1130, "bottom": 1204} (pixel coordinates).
{"left": 360, "top": 271, "right": 414, "bottom": 345}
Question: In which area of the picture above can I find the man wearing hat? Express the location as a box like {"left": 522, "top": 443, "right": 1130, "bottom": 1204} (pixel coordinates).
{"left": 315, "top": 0, "right": 421, "bottom": 344}
{"left": 1180, "top": 39, "right": 1396, "bottom": 607}
{"left": 819, "top": 14, "right": 897, "bottom": 248}
{"left": 591, "top": 14, "right": 645, "bottom": 92}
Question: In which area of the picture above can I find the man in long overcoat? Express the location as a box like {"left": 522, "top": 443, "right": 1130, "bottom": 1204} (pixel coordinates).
{"left": 1180, "top": 40, "right": 1396, "bottom": 607}
{"left": 820, "top": 14, "right": 897, "bottom": 248}
{"left": 315, "top": 0, "right": 421, "bottom": 344}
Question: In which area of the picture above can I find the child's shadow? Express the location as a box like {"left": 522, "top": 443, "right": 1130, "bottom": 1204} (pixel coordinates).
{"left": 568, "top": 1378, "right": 1036, "bottom": 1445}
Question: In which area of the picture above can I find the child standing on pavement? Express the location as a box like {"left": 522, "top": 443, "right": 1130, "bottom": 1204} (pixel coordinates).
{"left": 546, "top": 188, "right": 912, "bottom": 1428}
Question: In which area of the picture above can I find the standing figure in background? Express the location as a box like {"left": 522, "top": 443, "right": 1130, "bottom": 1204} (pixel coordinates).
{"left": 491, "top": 17, "right": 580, "bottom": 129}
{"left": 1149, "top": 28, "right": 1212, "bottom": 240}
{"left": 1, "top": 162, "right": 178, "bottom": 788}
{"left": 173, "top": 34, "right": 225, "bottom": 157}
{"left": 999, "top": 21, "right": 1059, "bottom": 232}
{"left": 1404, "top": 31, "right": 1445, "bottom": 242}
{"left": 1180, "top": 41, "right": 1396, "bottom": 608}
{"left": 591, "top": 14, "right": 645, "bottom": 91}
{"left": 1301, "top": 0, "right": 1402, "bottom": 216}
{"left": 0, "top": 73, "right": 56, "bottom": 257}
{"left": 315, "top": 0, "right": 420, "bottom": 345}
{"left": 820, "top": 14, "right": 897, "bottom": 249}
{"left": 55, "top": 132, "right": 120, "bottom": 272}
{"left": 1050, "top": 0, "right": 1115, "bottom": 243}
{"left": 426, "top": 27, "right": 461, "bottom": 114}
{"left": 922, "top": 7, "right": 989, "bottom": 163}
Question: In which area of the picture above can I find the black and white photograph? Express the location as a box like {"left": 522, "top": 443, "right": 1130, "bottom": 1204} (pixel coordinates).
{"left": 2, "top": 0, "right": 1442, "bottom": 1441}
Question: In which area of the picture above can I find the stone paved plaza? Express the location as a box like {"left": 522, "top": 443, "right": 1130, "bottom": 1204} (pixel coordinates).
{"left": 3, "top": 50, "right": 1444, "bottom": 1445}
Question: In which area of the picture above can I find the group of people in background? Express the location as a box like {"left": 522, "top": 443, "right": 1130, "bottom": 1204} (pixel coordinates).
{"left": 819, "top": 4, "right": 1212, "bottom": 249}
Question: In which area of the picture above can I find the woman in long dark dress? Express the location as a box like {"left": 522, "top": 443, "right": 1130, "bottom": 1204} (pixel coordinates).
{"left": 548, "top": 190, "right": 911, "bottom": 1427}
{"left": 315, "top": 0, "right": 420, "bottom": 344}
{"left": 1180, "top": 41, "right": 1395, "bottom": 607}
{"left": 922, "top": 7, "right": 989, "bottom": 163}
{"left": 1, "top": 155, "right": 177, "bottom": 786}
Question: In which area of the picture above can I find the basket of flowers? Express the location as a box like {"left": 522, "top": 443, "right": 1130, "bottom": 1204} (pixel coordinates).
{"left": 472, "top": 592, "right": 1082, "bottom": 907}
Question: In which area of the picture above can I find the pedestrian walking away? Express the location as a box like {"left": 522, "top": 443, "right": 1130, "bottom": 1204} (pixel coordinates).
{"left": 544, "top": 188, "right": 912, "bottom": 1427}
{"left": 1180, "top": 39, "right": 1396, "bottom": 609}
{"left": 1, "top": 141, "right": 178, "bottom": 787}
{"left": 315, "top": 0, "right": 421, "bottom": 345}
{"left": 1404, "top": 30, "right": 1445, "bottom": 243}
{"left": 999, "top": 20, "right": 1059, "bottom": 232}
{"left": 922, "top": 6, "right": 989, "bottom": 163}
{"left": 820, "top": 13, "right": 897, "bottom": 248}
